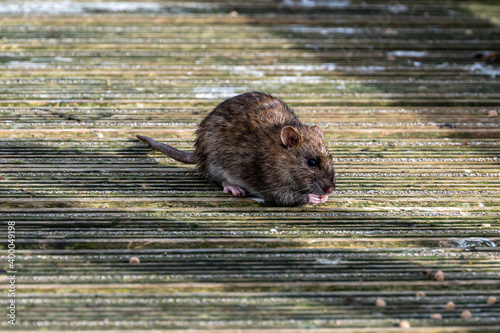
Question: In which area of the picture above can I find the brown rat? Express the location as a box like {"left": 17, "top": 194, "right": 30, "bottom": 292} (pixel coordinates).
{"left": 137, "top": 91, "right": 336, "bottom": 206}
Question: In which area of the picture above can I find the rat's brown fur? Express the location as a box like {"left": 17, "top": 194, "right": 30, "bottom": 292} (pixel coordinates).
{"left": 137, "top": 91, "right": 336, "bottom": 206}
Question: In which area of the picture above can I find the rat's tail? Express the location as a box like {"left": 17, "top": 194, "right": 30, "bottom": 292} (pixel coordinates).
{"left": 136, "top": 135, "right": 196, "bottom": 164}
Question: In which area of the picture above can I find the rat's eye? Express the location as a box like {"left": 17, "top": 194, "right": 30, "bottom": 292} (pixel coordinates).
{"left": 307, "top": 158, "right": 318, "bottom": 168}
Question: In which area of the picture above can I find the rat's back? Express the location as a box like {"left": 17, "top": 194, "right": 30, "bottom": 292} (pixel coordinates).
{"left": 198, "top": 91, "right": 298, "bottom": 132}
{"left": 194, "top": 92, "right": 298, "bottom": 187}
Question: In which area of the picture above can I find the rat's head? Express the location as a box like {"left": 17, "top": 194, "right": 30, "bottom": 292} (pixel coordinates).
{"left": 264, "top": 124, "right": 336, "bottom": 206}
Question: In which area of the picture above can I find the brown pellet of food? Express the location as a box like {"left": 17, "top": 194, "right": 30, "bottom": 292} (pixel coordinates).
{"left": 461, "top": 310, "right": 472, "bottom": 319}
{"left": 129, "top": 256, "right": 140, "bottom": 264}
{"left": 434, "top": 270, "right": 445, "bottom": 281}
{"left": 444, "top": 301, "right": 455, "bottom": 310}
{"left": 430, "top": 313, "right": 442, "bottom": 320}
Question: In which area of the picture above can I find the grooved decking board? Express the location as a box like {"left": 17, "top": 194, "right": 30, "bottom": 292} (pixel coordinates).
{"left": 0, "top": 0, "right": 499, "bottom": 332}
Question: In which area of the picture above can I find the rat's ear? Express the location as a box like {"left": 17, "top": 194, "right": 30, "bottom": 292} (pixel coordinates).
{"left": 311, "top": 125, "right": 323, "bottom": 137}
{"left": 281, "top": 126, "right": 300, "bottom": 149}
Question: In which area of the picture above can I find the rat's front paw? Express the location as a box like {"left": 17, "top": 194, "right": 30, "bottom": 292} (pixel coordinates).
{"left": 223, "top": 185, "right": 246, "bottom": 197}
{"left": 307, "top": 193, "right": 329, "bottom": 205}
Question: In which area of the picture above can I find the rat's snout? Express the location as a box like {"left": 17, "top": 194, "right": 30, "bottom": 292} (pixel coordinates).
{"left": 323, "top": 179, "right": 335, "bottom": 194}
{"left": 324, "top": 185, "right": 335, "bottom": 194}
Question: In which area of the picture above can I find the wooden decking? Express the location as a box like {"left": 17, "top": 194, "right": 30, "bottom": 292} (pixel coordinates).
{"left": 0, "top": 0, "right": 499, "bottom": 331}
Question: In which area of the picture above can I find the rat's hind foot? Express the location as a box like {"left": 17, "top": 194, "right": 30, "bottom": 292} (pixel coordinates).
{"left": 222, "top": 183, "right": 246, "bottom": 197}
{"left": 307, "top": 193, "right": 328, "bottom": 205}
